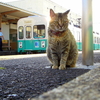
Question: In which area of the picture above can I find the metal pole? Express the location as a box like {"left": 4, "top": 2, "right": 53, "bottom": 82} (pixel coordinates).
{"left": 82, "top": 0, "right": 93, "bottom": 65}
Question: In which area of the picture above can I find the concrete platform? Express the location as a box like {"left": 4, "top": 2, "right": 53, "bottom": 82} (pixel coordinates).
{"left": 29, "top": 65, "right": 100, "bottom": 100}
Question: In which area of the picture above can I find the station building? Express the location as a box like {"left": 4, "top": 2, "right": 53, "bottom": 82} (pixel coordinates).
{"left": 8, "top": 0, "right": 81, "bottom": 26}
{"left": 0, "top": 0, "right": 81, "bottom": 52}
{"left": 0, "top": 2, "right": 42, "bottom": 51}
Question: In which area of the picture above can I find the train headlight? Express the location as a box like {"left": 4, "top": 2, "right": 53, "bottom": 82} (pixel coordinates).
{"left": 19, "top": 42, "right": 22, "bottom": 48}
{"left": 41, "top": 41, "right": 45, "bottom": 48}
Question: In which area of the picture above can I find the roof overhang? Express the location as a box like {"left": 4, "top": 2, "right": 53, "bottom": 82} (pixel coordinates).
{"left": 0, "top": 2, "right": 42, "bottom": 24}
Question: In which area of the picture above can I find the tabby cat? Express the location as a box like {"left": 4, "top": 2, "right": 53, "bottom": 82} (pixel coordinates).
{"left": 47, "top": 9, "right": 78, "bottom": 70}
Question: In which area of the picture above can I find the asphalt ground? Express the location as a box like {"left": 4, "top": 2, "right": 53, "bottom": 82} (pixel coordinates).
{"left": 0, "top": 51, "right": 100, "bottom": 100}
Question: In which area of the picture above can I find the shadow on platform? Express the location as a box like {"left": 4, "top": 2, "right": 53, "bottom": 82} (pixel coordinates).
{"left": 0, "top": 50, "right": 17, "bottom": 56}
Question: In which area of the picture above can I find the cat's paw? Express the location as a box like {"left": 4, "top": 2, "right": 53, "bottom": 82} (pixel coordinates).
{"left": 52, "top": 66, "right": 58, "bottom": 69}
{"left": 59, "top": 65, "right": 66, "bottom": 70}
{"left": 70, "top": 64, "right": 76, "bottom": 67}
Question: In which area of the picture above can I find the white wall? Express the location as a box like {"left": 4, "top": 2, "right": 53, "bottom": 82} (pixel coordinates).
{"left": 10, "top": 24, "right": 17, "bottom": 30}
{"left": 8, "top": 0, "right": 80, "bottom": 24}
{"left": 42, "top": 0, "right": 67, "bottom": 16}
{"left": 8, "top": 0, "right": 67, "bottom": 16}
{"left": 8, "top": 0, "right": 43, "bottom": 15}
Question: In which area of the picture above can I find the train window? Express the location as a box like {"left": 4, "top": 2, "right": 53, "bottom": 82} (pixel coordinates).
{"left": 94, "top": 37, "right": 97, "bottom": 43}
{"left": 33, "top": 25, "right": 45, "bottom": 38}
{"left": 97, "top": 37, "right": 99, "bottom": 43}
{"left": 99, "top": 38, "right": 100, "bottom": 43}
{"left": 97, "top": 38, "right": 98, "bottom": 43}
{"left": 18, "top": 26, "right": 24, "bottom": 39}
{"left": 77, "top": 31, "right": 80, "bottom": 41}
{"left": 26, "top": 26, "right": 32, "bottom": 39}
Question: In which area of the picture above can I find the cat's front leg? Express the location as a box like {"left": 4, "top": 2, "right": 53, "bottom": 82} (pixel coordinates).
{"left": 51, "top": 50, "right": 59, "bottom": 69}
{"left": 59, "top": 64, "right": 66, "bottom": 70}
{"left": 52, "top": 56, "right": 59, "bottom": 69}
{"left": 52, "top": 65, "right": 58, "bottom": 69}
{"left": 59, "top": 50, "right": 69, "bottom": 70}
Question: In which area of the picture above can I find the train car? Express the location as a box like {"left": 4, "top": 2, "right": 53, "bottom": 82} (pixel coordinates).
{"left": 69, "top": 23, "right": 100, "bottom": 50}
{"left": 17, "top": 16, "right": 100, "bottom": 53}
{"left": 17, "top": 16, "right": 48, "bottom": 53}
{"left": 93, "top": 31, "right": 100, "bottom": 50}
{"left": 74, "top": 26, "right": 82, "bottom": 51}
{"left": 69, "top": 23, "right": 82, "bottom": 51}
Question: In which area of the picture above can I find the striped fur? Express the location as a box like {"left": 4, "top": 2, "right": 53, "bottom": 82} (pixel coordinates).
{"left": 47, "top": 9, "right": 78, "bottom": 70}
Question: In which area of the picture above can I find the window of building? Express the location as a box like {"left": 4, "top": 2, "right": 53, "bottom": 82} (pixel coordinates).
{"left": 93, "top": 31, "right": 95, "bottom": 34}
{"left": 26, "top": 26, "right": 32, "bottom": 39}
{"left": 18, "top": 26, "right": 24, "bottom": 39}
{"left": 96, "top": 32, "right": 99, "bottom": 35}
{"left": 33, "top": 25, "right": 45, "bottom": 38}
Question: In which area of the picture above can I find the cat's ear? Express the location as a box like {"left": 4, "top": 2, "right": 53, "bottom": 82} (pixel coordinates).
{"left": 63, "top": 9, "right": 70, "bottom": 15}
{"left": 50, "top": 9, "right": 56, "bottom": 18}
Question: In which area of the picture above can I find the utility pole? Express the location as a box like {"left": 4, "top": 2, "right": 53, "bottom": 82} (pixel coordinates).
{"left": 82, "top": 0, "right": 93, "bottom": 65}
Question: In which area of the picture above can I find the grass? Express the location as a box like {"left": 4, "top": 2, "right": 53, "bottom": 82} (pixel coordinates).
{"left": 0, "top": 67, "right": 6, "bottom": 69}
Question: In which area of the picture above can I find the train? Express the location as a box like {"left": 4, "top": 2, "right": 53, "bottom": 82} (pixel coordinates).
{"left": 17, "top": 16, "right": 100, "bottom": 53}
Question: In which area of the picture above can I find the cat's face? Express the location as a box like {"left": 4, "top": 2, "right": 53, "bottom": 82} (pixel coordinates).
{"left": 49, "top": 9, "right": 70, "bottom": 33}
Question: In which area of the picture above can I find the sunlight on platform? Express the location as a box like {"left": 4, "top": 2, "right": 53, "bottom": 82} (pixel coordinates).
{"left": 0, "top": 53, "right": 47, "bottom": 60}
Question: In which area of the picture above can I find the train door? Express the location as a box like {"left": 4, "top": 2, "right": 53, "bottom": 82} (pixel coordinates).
{"left": 24, "top": 26, "right": 33, "bottom": 50}
{"left": 33, "top": 24, "right": 47, "bottom": 51}
{"left": 18, "top": 26, "right": 25, "bottom": 53}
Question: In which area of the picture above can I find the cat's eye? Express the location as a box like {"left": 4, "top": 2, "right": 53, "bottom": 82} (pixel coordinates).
{"left": 64, "top": 21, "right": 68, "bottom": 23}
{"left": 54, "top": 20, "right": 58, "bottom": 22}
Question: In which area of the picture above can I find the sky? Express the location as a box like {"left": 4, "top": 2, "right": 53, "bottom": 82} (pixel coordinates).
{"left": 0, "top": 0, "right": 100, "bottom": 24}
{"left": 51, "top": 0, "right": 82, "bottom": 15}
{"left": 0, "top": 0, "right": 98, "bottom": 14}
{"left": 0, "top": 0, "right": 82, "bottom": 14}
{"left": 0, "top": 0, "right": 17, "bottom": 3}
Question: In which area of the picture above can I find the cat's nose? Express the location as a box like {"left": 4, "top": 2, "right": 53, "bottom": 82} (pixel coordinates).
{"left": 59, "top": 26, "right": 63, "bottom": 29}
